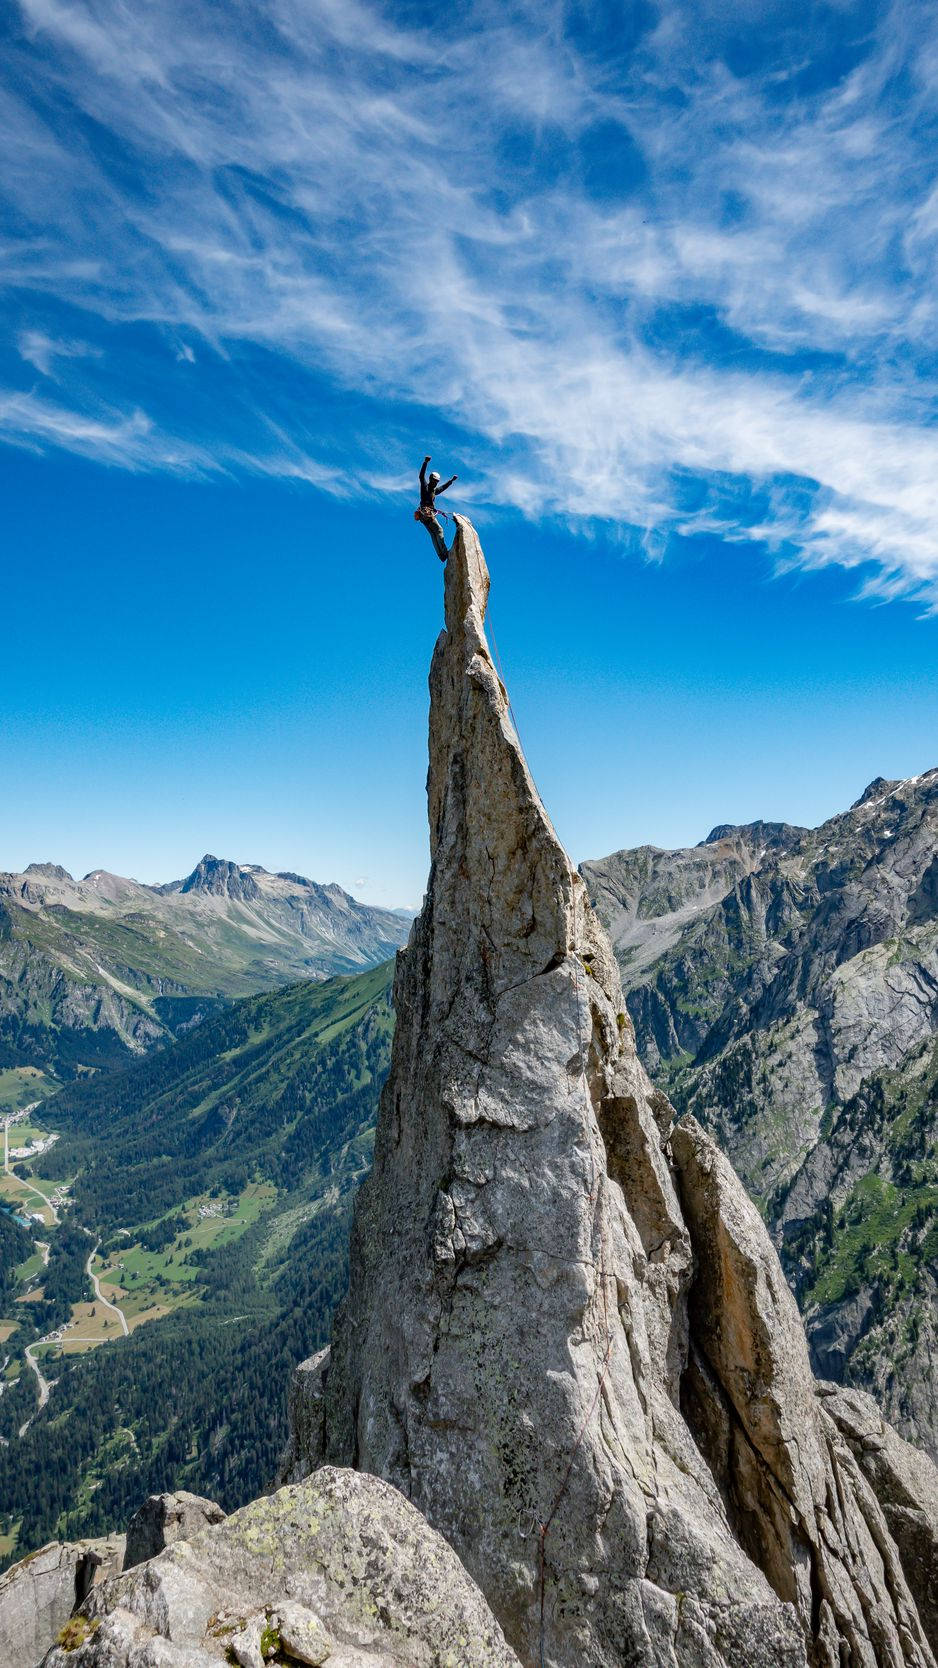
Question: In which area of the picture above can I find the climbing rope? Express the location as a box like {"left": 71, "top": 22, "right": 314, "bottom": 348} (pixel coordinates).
{"left": 486, "top": 606, "right": 527, "bottom": 761}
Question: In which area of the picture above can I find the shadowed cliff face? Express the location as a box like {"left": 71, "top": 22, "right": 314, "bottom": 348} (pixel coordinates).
{"left": 289, "top": 520, "right": 937, "bottom": 1668}
{"left": 582, "top": 772, "right": 938, "bottom": 1457}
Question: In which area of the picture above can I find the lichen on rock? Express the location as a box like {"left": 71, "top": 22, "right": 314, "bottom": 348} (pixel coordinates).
{"left": 38, "top": 1467, "right": 518, "bottom": 1667}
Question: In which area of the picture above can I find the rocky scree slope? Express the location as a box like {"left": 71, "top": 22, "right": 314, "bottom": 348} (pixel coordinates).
{"left": 583, "top": 772, "right": 938, "bottom": 1455}
{"left": 282, "top": 519, "right": 938, "bottom": 1668}
{"left": 0, "top": 857, "right": 408, "bottom": 1077}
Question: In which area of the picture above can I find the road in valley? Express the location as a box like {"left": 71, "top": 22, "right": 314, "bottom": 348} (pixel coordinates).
{"left": 16, "top": 1251, "right": 130, "bottom": 1435}
{"left": 20, "top": 1343, "right": 51, "bottom": 1435}
{"left": 21, "top": 1174, "right": 58, "bottom": 1226}
{"left": 86, "top": 1244, "right": 129, "bottom": 1337}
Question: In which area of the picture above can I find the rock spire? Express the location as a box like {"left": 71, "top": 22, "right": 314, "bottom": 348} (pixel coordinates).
{"left": 285, "top": 518, "right": 938, "bottom": 1667}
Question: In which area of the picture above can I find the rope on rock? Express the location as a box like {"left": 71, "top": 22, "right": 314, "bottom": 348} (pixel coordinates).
{"left": 486, "top": 606, "right": 526, "bottom": 758}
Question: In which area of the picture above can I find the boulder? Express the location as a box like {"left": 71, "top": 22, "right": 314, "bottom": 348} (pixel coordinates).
{"left": 39, "top": 1465, "right": 520, "bottom": 1667}
{"left": 0, "top": 1534, "right": 124, "bottom": 1668}
{"left": 123, "top": 1491, "right": 226, "bottom": 1570}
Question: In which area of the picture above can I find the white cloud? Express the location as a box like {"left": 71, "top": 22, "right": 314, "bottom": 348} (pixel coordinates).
{"left": 5, "top": 0, "right": 938, "bottom": 601}
{"left": 18, "top": 329, "right": 99, "bottom": 377}
{"left": 0, "top": 387, "right": 353, "bottom": 492}
{"left": 0, "top": 389, "right": 157, "bottom": 462}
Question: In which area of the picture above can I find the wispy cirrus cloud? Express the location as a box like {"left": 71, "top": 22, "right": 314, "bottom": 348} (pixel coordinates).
{"left": 3, "top": 0, "right": 938, "bottom": 602}
{"left": 18, "top": 328, "right": 99, "bottom": 376}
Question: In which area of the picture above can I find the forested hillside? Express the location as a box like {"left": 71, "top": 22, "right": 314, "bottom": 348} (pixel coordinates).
{"left": 0, "top": 962, "right": 394, "bottom": 1567}
{"left": 0, "top": 1210, "right": 32, "bottom": 1298}
{"left": 41, "top": 961, "right": 393, "bottom": 1224}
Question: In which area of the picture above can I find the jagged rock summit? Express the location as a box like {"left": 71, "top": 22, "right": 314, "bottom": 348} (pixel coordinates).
{"left": 287, "top": 519, "right": 938, "bottom": 1668}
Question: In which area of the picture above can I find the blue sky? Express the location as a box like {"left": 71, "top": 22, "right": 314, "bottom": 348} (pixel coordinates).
{"left": 2, "top": 0, "right": 938, "bottom": 908}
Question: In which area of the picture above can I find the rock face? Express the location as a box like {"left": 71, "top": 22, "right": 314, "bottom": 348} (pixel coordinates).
{"left": 123, "top": 1491, "right": 226, "bottom": 1570}
{"left": 39, "top": 1468, "right": 520, "bottom": 1667}
{"left": 0, "top": 1534, "right": 124, "bottom": 1668}
{"left": 582, "top": 771, "right": 938, "bottom": 1455}
{"left": 672, "top": 1118, "right": 933, "bottom": 1667}
{"left": 288, "top": 519, "right": 938, "bottom": 1668}
{"left": 817, "top": 1382, "right": 938, "bottom": 1658}
{"left": 280, "top": 1346, "right": 330, "bottom": 1485}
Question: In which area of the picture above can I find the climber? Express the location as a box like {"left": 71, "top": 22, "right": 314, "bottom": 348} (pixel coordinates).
{"left": 418, "top": 455, "right": 457, "bottom": 515}
{"left": 415, "top": 454, "right": 458, "bottom": 562}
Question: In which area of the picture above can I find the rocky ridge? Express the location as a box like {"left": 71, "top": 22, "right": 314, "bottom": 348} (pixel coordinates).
{"left": 582, "top": 771, "right": 938, "bottom": 1454}
{"left": 282, "top": 520, "right": 938, "bottom": 1667}
{"left": 0, "top": 1532, "right": 124, "bottom": 1667}
{"left": 0, "top": 1478, "right": 518, "bottom": 1668}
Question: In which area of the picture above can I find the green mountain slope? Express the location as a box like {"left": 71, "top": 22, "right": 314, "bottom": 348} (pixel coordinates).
{"left": 42, "top": 958, "right": 393, "bottom": 1223}
{"left": 0, "top": 1210, "right": 33, "bottom": 1298}
{"left": 583, "top": 767, "right": 938, "bottom": 1456}
{"left": 0, "top": 857, "right": 408, "bottom": 1079}
{"left": 0, "top": 961, "right": 394, "bottom": 1567}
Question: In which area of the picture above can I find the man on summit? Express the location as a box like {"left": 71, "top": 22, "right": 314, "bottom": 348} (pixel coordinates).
{"left": 418, "top": 455, "right": 457, "bottom": 516}
{"left": 415, "top": 455, "right": 458, "bottom": 562}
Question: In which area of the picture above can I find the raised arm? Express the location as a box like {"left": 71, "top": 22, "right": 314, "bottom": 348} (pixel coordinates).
{"left": 436, "top": 474, "right": 458, "bottom": 496}
{"left": 419, "top": 455, "right": 430, "bottom": 488}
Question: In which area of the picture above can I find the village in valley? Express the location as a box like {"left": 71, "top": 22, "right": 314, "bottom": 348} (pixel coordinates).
{"left": 0, "top": 1083, "right": 274, "bottom": 1454}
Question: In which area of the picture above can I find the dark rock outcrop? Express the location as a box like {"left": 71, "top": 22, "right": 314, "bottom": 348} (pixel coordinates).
{"left": 177, "top": 855, "right": 262, "bottom": 901}
{"left": 123, "top": 1491, "right": 226, "bottom": 1571}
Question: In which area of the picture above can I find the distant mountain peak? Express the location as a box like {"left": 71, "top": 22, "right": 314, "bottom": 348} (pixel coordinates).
{"left": 852, "top": 776, "right": 899, "bottom": 808}
{"left": 178, "top": 855, "right": 262, "bottom": 901}
{"left": 698, "top": 818, "right": 804, "bottom": 850}
{"left": 23, "top": 862, "right": 73, "bottom": 881}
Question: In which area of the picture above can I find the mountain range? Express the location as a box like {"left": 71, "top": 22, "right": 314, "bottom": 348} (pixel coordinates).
{"left": 0, "top": 855, "right": 409, "bottom": 1079}
{"left": 4, "top": 767, "right": 938, "bottom": 1580}
{"left": 583, "top": 765, "right": 938, "bottom": 1457}
{"left": 3, "top": 524, "right": 938, "bottom": 1668}
{"left": 26, "top": 517, "right": 936, "bottom": 1668}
